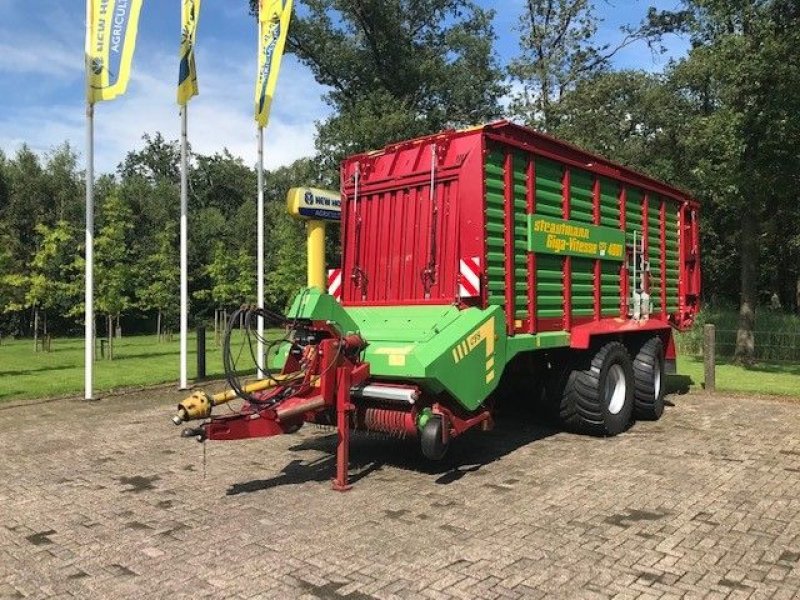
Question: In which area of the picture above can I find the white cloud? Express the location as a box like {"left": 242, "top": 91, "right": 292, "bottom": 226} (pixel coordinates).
{"left": 0, "top": 35, "right": 330, "bottom": 174}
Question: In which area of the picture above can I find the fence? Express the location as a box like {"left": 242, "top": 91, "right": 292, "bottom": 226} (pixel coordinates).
{"left": 677, "top": 326, "right": 800, "bottom": 363}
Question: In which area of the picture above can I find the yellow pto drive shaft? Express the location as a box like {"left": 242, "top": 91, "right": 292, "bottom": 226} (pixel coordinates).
{"left": 171, "top": 375, "right": 296, "bottom": 425}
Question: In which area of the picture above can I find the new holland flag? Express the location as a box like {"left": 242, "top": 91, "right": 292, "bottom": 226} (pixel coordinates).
{"left": 86, "top": 0, "right": 144, "bottom": 103}
{"left": 178, "top": 0, "right": 201, "bottom": 105}
{"left": 255, "top": 0, "right": 293, "bottom": 128}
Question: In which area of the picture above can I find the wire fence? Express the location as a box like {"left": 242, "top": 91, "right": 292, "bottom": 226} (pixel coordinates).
{"left": 677, "top": 328, "right": 800, "bottom": 363}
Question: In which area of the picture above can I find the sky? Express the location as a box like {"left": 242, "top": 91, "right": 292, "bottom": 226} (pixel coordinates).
{"left": 0, "top": 0, "right": 689, "bottom": 174}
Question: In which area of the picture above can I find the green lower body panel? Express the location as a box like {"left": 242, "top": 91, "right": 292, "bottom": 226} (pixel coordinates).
{"left": 285, "top": 288, "right": 571, "bottom": 412}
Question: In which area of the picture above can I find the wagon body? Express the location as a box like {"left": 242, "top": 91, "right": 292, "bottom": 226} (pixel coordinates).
{"left": 339, "top": 120, "right": 700, "bottom": 332}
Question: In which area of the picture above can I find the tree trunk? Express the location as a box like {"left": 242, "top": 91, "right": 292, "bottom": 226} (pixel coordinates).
{"left": 116, "top": 315, "right": 122, "bottom": 339}
{"left": 107, "top": 314, "right": 114, "bottom": 361}
{"left": 43, "top": 311, "right": 49, "bottom": 352}
{"left": 33, "top": 306, "right": 39, "bottom": 352}
{"left": 157, "top": 310, "right": 162, "bottom": 342}
{"left": 214, "top": 308, "right": 219, "bottom": 346}
{"left": 734, "top": 210, "right": 758, "bottom": 365}
{"left": 796, "top": 276, "right": 800, "bottom": 315}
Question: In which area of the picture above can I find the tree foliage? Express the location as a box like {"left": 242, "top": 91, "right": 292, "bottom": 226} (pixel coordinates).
{"left": 510, "top": 0, "right": 658, "bottom": 129}
{"left": 250, "top": 0, "right": 505, "bottom": 167}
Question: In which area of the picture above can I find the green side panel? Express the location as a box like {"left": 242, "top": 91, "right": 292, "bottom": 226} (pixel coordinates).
{"left": 287, "top": 290, "right": 575, "bottom": 412}
{"left": 350, "top": 304, "right": 509, "bottom": 412}
{"left": 626, "top": 188, "right": 643, "bottom": 241}
{"left": 571, "top": 257, "right": 595, "bottom": 316}
{"left": 536, "top": 254, "right": 563, "bottom": 319}
{"left": 648, "top": 199, "right": 662, "bottom": 313}
{"left": 535, "top": 158, "right": 564, "bottom": 320}
{"left": 599, "top": 177, "right": 619, "bottom": 228}
{"left": 665, "top": 205, "right": 679, "bottom": 312}
{"left": 287, "top": 288, "right": 360, "bottom": 333}
{"left": 536, "top": 158, "right": 563, "bottom": 213}
{"left": 570, "top": 169, "right": 594, "bottom": 225}
{"left": 485, "top": 147, "right": 506, "bottom": 310}
{"left": 513, "top": 152, "right": 529, "bottom": 321}
{"left": 601, "top": 260, "right": 621, "bottom": 317}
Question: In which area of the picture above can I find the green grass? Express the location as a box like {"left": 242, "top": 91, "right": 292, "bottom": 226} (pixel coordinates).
{"left": 2, "top": 318, "right": 799, "bottom": 403}
{"left": 677, "top": 355, "right": 800, "bottom": 397}
{"left": 0, "top": 331, "right": 283, "bottom": 403}
{"left": 677, "top": 307, "right": 800, "bottom": 362}
{"left": 672, "top": 306, "right": 800, "bottom": 396}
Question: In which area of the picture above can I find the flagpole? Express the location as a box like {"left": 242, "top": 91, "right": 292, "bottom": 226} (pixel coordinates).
{"left": 257, "top": 125, "right": 265, "bottom": 379}
{"left": 179, "top": 104, "right": 189, "bottom": 390}
{"left": 85, "top": 101, "right": 95, "bottom": 401}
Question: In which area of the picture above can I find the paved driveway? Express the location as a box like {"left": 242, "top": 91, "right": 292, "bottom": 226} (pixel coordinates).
{"left": 1, "top": 386, "right": 800, "bottom": 599}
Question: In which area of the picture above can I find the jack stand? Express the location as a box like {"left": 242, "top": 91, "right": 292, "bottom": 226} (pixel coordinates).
{"left": 331, "top": 366, "right": 353, "bottom": 492}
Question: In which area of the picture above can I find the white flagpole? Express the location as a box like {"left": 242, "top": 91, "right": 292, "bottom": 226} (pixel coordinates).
{"left": 85, "top": 102, "right": 95, "bottom": 400}
{"left": 179, "top": 105, "right": 189, "bottom": 390}
{"left": 257, "top": 126, "right": 265, "bottom": 378}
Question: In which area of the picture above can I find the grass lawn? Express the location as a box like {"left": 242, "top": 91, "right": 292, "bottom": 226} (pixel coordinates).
{"left": 677, "top": 354, "right": 800, "bottom": 397}
{"left": 0, "top": 331, "right": 283, "bottom": 403}
{"left": 1, "top": 331, "right": 798, "bottom": 403}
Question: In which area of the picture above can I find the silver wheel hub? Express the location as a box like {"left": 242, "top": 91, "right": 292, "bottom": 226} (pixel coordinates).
{"left": 654, "top": 359, "right": 662, "bottom": 399}
{"left": 605, "top": 364, "right": 627, "bottom": 415}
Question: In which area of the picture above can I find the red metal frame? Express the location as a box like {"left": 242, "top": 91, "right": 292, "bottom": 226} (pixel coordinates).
{"left": 527, "top": 156, "right": 536, "bottom": 333}
{"left": 660, "top": 199, "right": 667, "bottom": 320}
{"left": 503, "top": 150, "right": 516, "bottom": 335}
{"left": 620, "top": 185, "right": 628, "bottom": 319}
{"left": 592, "top": 175, "right": 601, "bottom": 321}
{"left": 570, "top": 318, "right": 672, "bottom": 350}
{"left": 642, "top": 193, "right": 650, "bottom": 295}
{"left": 562, "top": 166, "right": 572, "bottom": 331}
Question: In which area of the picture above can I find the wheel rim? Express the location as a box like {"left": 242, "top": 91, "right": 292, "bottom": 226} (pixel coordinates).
{"left": 605, "top": 364, "right": 627, "bottom": 415}
{"left": 654, "top": 358, "right": 662, "bottom": 399}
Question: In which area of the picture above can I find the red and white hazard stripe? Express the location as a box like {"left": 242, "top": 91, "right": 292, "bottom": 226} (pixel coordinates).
{"left": 458, "top": 256, "right": 481, "bottom": 298}
{"left": 327, "top": 268, "right": 342, "bottom": 301}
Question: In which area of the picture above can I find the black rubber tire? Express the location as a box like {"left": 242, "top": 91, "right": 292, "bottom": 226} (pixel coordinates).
{"left": 420, "top": 416, "right": 448, "bottom": 460}
{"left": 552, "top": 342, "right": 634, "bottom": 436}
{"left": 633, "top": 337, "right": 665, "bottom": 421}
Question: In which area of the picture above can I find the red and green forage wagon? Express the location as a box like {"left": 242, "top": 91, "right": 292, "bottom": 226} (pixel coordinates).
{"left": 173, "top": 121, "right": 701, "bottom": 490}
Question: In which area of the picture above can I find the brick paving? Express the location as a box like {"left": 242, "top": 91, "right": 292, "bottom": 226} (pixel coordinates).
{"left": 1, "top": 386, "right": 800, "bottom": 599}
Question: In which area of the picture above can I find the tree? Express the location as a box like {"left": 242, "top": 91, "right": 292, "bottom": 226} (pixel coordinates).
{"left": 118, "top": 132, "right": 181, "bottom": 184}
{"left": 196, "top": 242, "right": 255, "bottom": 330}
{"left": 250, "top": 0, "right": 505, "bottom": 168}
{"left": 510, "top": 0, "right": 657, "bottom": 130}
{"left": 648, "top": 0, "right": 800, "bottom": 363}
{"left": 44, "top": 144, "right": 83, "bottom": 223}
{"left": 27, "top": 221, "right": 79, "bottom": 349}
{"left": 265, "top": 204, "right": 307, "bottom": 311}
{"left": 95, "top": 193, "right": 134, "bottom": 359}
{"left": 0, "top": 221, "right": 27, "bottom": 337}
{"left": 136, "top": 223, "right": 180, "bottom": 341}
{"left": 1, "top": 221, "right": 77, "bottom": 350}
{"left": 192, "top": 150, "right": 256, "bottom": 218}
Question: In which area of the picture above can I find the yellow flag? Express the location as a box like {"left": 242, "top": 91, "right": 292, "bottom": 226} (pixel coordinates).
{"left": 85, "top": 0, "right": 144, "bottom": 104}
{"left": 255, "top": 0, "right": 293, "bottom": 128}
{"left": 178, "top": 0, "right": 201, "bottom": 105}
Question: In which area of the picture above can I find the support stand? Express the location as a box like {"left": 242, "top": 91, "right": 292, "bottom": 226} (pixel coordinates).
{"left": 332, "top": 366, "right": 353, "bottom": 492}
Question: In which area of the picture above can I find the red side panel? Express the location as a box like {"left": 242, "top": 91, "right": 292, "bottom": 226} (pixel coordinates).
{"left": 340, "top": 130, "right": 484, "bottom": 306}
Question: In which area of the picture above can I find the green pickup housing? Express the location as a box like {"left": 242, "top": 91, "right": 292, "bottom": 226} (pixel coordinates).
{"left": 286, "top": 289, "right": 569, "bottom": 412}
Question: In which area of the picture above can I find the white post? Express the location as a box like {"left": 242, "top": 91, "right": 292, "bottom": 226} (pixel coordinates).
{"left": 256, "top": 126, "right": 265, "bottom": 378}
{"left": 84, "top": 102, "right": 95, "bottom": 401}
{"left": 179, "top": 105, "right": 189, "bottom": 390}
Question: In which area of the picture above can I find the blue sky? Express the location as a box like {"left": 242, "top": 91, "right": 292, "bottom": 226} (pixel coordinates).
{"left": 0, "top": 0, "right": 688, "bottom": 173}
